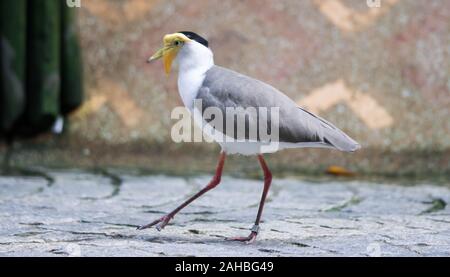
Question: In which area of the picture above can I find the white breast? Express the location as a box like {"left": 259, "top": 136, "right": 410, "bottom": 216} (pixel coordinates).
{"left": 176, "top": 41, "right": 214, "bottom": 111}
{"left": 178, "top": 70, "right": 206, "bottom": 110}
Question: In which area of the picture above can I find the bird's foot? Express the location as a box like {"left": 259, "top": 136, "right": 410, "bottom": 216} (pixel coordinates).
{"left": 225, "top": 232, "right": 258, "bottom": 244}
{"left": 137, "top": 214, "right": 173, "bottom": 231}
{"left": 225, "top": 225, "right": 259, "bottom": 244}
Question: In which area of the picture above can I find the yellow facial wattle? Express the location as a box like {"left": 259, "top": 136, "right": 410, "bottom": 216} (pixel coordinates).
{"left": 148, "top": 33, "right": 192, "bottom": 75}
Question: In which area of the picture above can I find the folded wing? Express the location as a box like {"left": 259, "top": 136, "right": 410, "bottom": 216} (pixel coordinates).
{"left": 196, "top": 66, "right": 360, "bottom": 152}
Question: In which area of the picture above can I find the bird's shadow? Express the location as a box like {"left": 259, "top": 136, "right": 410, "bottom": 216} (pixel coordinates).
{"left": 135, "top": 231, "right": 278, "bottom": 246}
{"left": 135, "top": 232, "right": 229, "bottom": 245}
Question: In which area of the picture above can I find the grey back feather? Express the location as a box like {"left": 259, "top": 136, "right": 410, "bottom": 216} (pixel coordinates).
{"left": 196, "top": 66, "right": 360, "bottom": 152}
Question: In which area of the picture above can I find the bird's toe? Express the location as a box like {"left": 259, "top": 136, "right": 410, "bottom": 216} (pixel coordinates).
{"left": 225, "top": 232, "right": 258, "bottom": 243}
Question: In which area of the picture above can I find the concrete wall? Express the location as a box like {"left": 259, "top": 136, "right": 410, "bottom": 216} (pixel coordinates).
{"left": 72, "top": 0, "right": 449, "bottom": 151}
{"left": 3, "top": 0, "right": 449, "bottom": 176}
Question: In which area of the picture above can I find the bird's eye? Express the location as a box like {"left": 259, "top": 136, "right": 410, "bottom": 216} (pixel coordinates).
{"left": 174, "top": 40, "right": 182, "bottom": 46}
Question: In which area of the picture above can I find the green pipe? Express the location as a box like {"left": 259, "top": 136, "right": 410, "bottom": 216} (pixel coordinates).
{"left": 61, "top": 1, "right": 83, "bottom": 115}
{"left": 26, "top": 0, "right": 61, "bottom": 131}
{"left": 0, "top": 0, "right": 26, "bottom": 133}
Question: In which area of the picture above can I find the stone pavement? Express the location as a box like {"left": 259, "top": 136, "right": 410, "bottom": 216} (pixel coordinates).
{"left": 0, "top": 170, "right": 449, "bottom": 257}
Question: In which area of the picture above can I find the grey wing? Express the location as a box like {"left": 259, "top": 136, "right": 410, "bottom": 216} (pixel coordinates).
{"left": 196, "top": 66, "right": 360, "bottom": 152}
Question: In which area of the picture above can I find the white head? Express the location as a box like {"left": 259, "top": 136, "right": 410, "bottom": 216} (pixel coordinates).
{"left": 148, "top": 31, "right": 214, "bottom": 75}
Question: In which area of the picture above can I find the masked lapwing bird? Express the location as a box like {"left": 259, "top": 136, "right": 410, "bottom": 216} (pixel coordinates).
{"left": 138, "top": 31, "right": 361, "bottom": 243}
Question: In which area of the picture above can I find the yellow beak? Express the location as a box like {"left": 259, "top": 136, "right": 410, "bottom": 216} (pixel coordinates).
{"left": 148, "top": 46, "right": 178, "bottom": 75}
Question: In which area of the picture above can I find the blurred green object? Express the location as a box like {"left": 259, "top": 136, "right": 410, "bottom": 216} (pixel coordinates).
{"left": 26, "top": 0, "right": 61, "bottom": 132}
{"left": 0, "top": 0, "right": 26, "bottom": 134}
{"left": 61, "top": 1, "right": 83, "bottom": 115}
{"left": 0, "top": 0, "right": 83, "bottom": 137}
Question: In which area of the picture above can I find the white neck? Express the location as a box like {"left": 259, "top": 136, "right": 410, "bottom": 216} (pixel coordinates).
{"left": 176, "top": 41, "right": 214, "bottom": 110}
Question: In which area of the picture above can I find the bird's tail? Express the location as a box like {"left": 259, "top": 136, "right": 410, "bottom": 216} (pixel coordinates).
{"left": 323, "top": 127, "right": 361, "bottom": 152}
{"left": 298, "top": 107, "right": 361, "bottom": 152}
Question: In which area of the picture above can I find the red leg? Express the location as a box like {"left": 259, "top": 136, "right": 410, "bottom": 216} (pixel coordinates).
{"left": 227, "top": 154, "right": 272, "bottom": 244}
{"left": 138, "top": 152, "right": 226, "bottom": 231}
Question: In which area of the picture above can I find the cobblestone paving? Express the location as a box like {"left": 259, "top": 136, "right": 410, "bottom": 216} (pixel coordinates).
{"left": 0, "top": 170, "right": 449, "bottom": 256}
